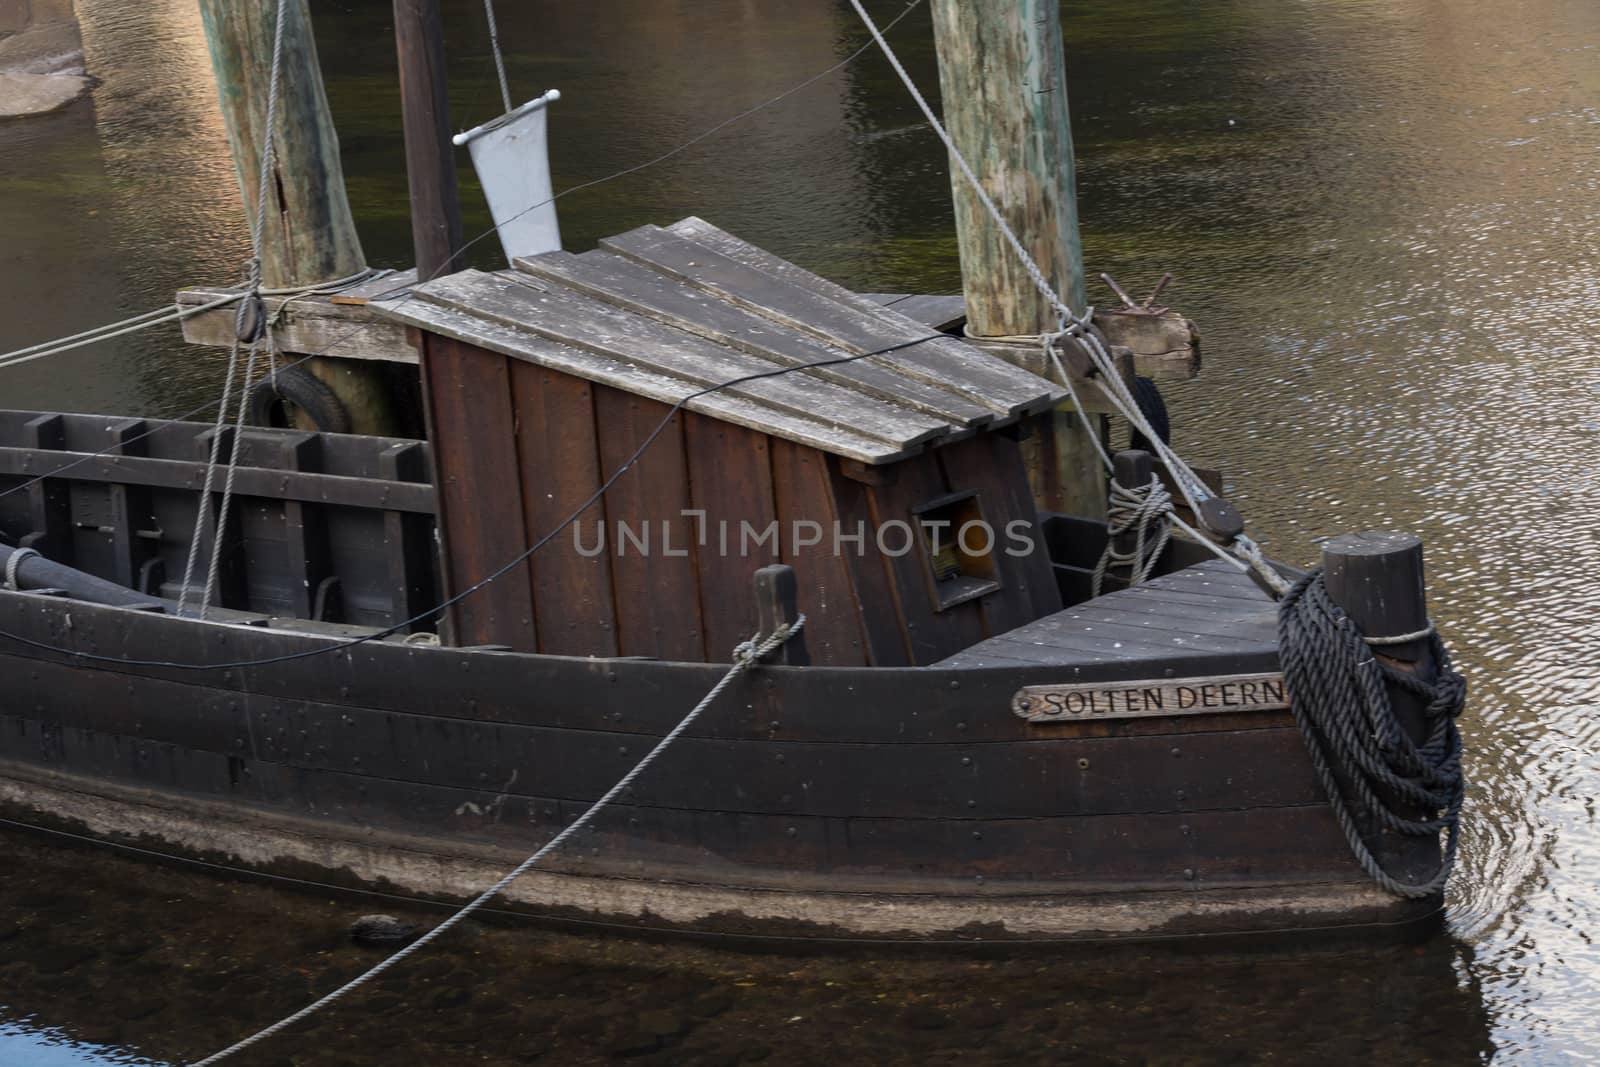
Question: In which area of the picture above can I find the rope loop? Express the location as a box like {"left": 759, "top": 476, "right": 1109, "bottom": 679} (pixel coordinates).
{"left": 1277, "top": 570, "right": 1466, "bottom": 898}
{"left": 1091, "top": 476, "right": 1172, "bottom": 597}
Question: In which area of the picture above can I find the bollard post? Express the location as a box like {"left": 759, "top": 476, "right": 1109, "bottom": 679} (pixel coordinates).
{"left": 1321, "top": 530, "right": 1441, "bottom": 886}
{"left": 1105, "top": 449, "right": 1154, "bottom": 590}
{"left": 753, "top": 565, "right": 809, "bottom": 667}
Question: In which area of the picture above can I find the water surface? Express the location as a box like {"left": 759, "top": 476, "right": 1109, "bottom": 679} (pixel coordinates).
{"left": 2, "top": 0, "right": 1598, "bottom": 1062}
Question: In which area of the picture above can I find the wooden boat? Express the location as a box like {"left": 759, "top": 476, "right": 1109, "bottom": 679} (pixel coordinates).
{"left": 0, "top": 214, "right": 1449, "bottom": 946}
{"left": 0, "top": 1, "right": 1460, "bottom": 950}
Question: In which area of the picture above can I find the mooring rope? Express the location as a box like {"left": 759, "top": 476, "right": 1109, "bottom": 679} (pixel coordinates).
{"left": 1091, "top": 475, "right": 1173, "bottom": 597}
{"left": 1276, "top": 572, "right": 1465, "bottom": 898}
{"left": 189, "top": 616, "right": 803, "bottom": 1066}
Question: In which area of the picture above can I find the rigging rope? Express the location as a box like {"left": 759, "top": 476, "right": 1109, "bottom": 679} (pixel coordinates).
{"left": 482, "top": 0, "right": 512, "bottom": 114}
{"left": 189, "top": 615, "right": 804, "bottom": 1066}
{"left": 846, "top": 0, "right": 1289, "bottom": 597}
{"left": 1276, "top": 572, "right": 1465, "bottom": 898}
{"left": 179, "top": 0, "right": 290, "bottom": 619}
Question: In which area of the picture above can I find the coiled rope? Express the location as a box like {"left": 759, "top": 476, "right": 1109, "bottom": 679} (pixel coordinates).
{"left": 1276, "top": 572, "right": 1465, "bottom": 898}
{"left": 190, "top": 616, "right": 804, "bottom": 1066}
{"left": 1091, "top": 475, "right": 1172, "bottom": 597}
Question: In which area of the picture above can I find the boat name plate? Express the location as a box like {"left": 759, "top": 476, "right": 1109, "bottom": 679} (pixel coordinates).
{"left": 1012, "top": 673, "right": 1289, "bottom": 722}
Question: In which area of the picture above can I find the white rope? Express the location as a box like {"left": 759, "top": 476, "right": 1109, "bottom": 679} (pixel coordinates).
{"left": 0, "top": 263, "right": 388, "bottom": 374}
{"left": 1364, "top": 622, "right": 1437, "bottom": 646}
{"left": 190, "top": 616, "right": 804, "bottom": 1066}
{"left": 1092, "top": 475, "right": 1173, "bottom": 597}
{"left": 0, "top": 293, "right": 245, "bottom": 372}
{"left": 847, "top": 0, "right": 1288, "bottom": 596}
{"left": 4, "top": 547, "right": 39, "bottom": 591}
{"left": 482, "top": 0, "right": 512, "bottom": 114}
{"left": 180, "top": 0, "right": 291, "bottom": 619}
{"left": 176, "top": 325, "right": 247, "bottom": 618}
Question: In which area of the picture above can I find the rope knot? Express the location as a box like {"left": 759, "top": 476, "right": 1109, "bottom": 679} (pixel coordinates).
{"left": 733, "top": 614, "right": 807, "bottom": 667}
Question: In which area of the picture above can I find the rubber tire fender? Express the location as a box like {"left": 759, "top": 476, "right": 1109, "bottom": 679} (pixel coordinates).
{"left": 1129, "top": 374, "right": 1171, "bottom": 455}
{"left": 246, "top": 366, "right": 352, "bottom": 435}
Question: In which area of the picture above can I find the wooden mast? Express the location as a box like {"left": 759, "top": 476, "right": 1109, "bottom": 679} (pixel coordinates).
{"left": 393, "top": 0, "right": 464, "bottom": 281}
{"left": 196, "top": 0, "right": 398, "bottom": 435}
{"left": 929, "top": 0, "right": 1107, "bottom": 517}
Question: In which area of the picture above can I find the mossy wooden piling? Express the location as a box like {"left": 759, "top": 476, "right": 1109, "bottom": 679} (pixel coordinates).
{"left": 196, "top": 0, "right": 398, "bottom": 435}
{"left": 930, "top": 0, "right": 1106, "bottom": 517}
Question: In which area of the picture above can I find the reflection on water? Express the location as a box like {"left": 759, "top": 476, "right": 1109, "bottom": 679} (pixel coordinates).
{"left": 0, "top": 827, "right": 1493, "bottom": 1066}
{"left": 2, "top": 0, "right": 1598, "bottom": 1061}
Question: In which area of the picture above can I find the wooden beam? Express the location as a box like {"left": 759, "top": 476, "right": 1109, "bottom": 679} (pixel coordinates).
{"left": 393, "top": 0, "right": 463, "bottom": 282}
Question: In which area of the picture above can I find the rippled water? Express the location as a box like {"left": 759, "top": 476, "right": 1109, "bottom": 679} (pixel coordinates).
{"left": 1, "top": 0, "right": 1597, "bottom": 1062}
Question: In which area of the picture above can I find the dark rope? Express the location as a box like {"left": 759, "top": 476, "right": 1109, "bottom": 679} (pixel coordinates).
{"left": 1129, "top": 374, "right": 1170, "bottom": 454}
{"left": 1276, "top": 571, "right": 1466, "bottom": 898}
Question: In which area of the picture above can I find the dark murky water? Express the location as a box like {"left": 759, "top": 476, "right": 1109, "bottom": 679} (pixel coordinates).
{"left": 2, "top": 0, "right": 1598, "bottom": 1062}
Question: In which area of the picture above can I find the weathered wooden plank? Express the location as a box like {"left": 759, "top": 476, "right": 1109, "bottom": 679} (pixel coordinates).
{"left": 594, "top": 386, "right": 705, "bottom": 661}
{"left": 768, "top": 438, "right": 867, "bottom": 667}
{"left": 423, "top": 334, "right": 537, "bottom": 650}
{"left": 1084, "top": 602, "right": 1274, "bottom": 637}
{"left": 518, "top": 251, "right": 994, "bottom": 429}
{"left": 382, "top": 289, "right": 904, "bottom": 464}
{"left": 614, "top": 223, "right": 1062, "bottom": 418}
{"left": 1010, "top": 611, "right": 1276, "bottom": 657}
{"left": 420, "top": 269, "right": 947, "bottom": 450}
{"left": 377, "top": 441, "right": 435, "bottom": 633}
{"left": 0, "top": 717, "right": 1357, "bottom": 886}
{"left": 509, "top": 362, "right": 618, "bottom": 657}
{"left": 683, "top": 413, "right": 774, "bottom": 661}
{"left": 861, "top": 293, "right": 968, "bottom": 332}
{"left": 0, "top": 683, "right": 1326, "bottom": 818}
{"left": 0, "top": 448, "right": 436, "bottom": 514}
{"left": 0, "top": 593, "right": 1281, "bottom": 744}
{"left": 824, "top": 457, "right": 913, "bottom": 667}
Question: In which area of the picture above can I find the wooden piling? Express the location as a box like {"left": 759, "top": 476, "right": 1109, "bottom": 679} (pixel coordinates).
{"left": 930, "top": 0, "right": 1105, "bottom": 517}
{"left": 1322, "top": 531, "right": 1443, "bottom": 886}
{"left": 197, "top": 0, "right": 364, "bottom": 289}
{"left": 197, "top": 0, "right": 399, "bottom": 436}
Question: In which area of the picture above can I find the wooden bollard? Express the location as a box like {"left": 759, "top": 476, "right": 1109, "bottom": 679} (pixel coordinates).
{"left": 1321, "top": 531, "right": 1441, "bottom": 885}
{"left": 1106, "top": 449, "right": 1154, "bottom": 591}
{"left": 753, "top": 564, "right": 809, "bottom": 667}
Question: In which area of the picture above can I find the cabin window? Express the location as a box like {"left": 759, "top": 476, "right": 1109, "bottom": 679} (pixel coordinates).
{"left": 911, "top": 490, "right": 1002, "bottom": 611}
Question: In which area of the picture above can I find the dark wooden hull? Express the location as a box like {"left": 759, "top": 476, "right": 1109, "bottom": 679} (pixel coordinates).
{"left": 0, "top": 587, "right": 1434, "bottom": 945}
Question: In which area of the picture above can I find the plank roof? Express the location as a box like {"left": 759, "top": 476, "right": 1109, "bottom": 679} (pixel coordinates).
{"left": 378, "top": 217, "right": 1064, "bottom": 465}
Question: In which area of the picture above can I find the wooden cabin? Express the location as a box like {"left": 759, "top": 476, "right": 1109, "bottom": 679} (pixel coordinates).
{"left": 384, "top": 217, "right": 1073, "bottom": 666}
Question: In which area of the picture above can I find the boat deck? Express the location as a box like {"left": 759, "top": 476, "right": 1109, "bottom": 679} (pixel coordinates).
{"left": 936, "top": 559, "right": 1277, "bottom": 668}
